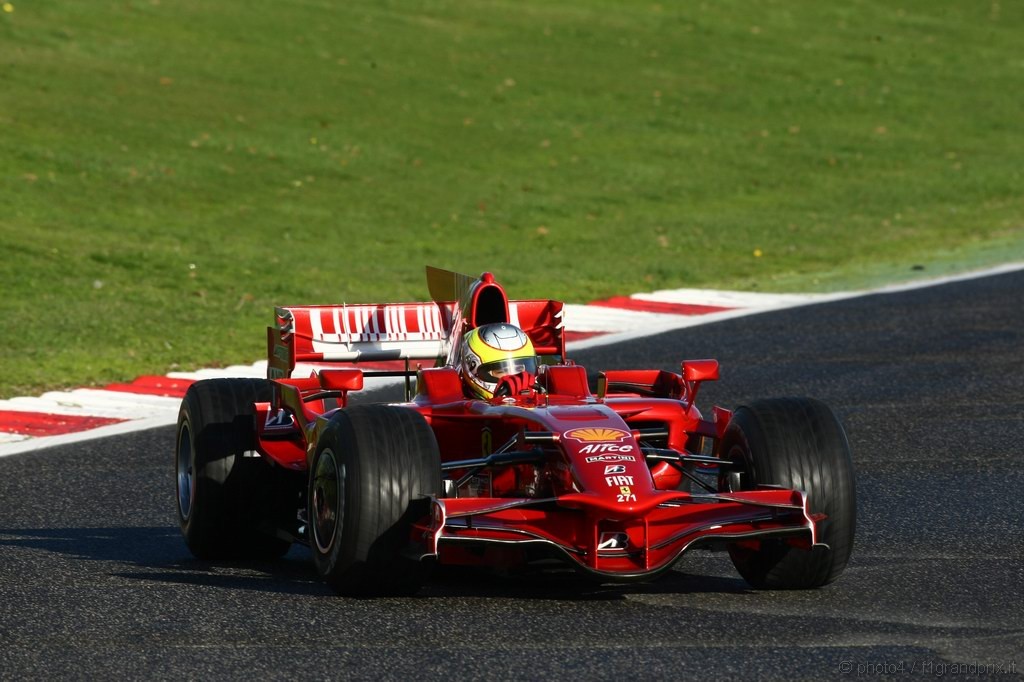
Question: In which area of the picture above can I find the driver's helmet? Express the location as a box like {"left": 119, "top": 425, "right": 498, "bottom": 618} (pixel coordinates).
{"left": 459, "top": 323, "right": 538, "bottom": 399}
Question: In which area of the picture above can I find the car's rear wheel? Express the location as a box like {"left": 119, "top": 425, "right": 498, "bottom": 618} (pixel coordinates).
{"left": 719, "top": 397, "right": 856, "bottom": 589}
{"left": 309, "top": 404, "right": 441, "bottom": 596}
{"left": 176, "top": 378, "right": 293, "bottom": 559}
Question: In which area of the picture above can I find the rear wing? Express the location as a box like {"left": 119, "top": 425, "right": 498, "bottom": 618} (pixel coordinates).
{"left": 268, "top": 298, "right": 566, "bottom": 379}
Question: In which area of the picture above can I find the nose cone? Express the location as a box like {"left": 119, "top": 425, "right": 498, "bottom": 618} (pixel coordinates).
{"left": 560, "top": 426, "right": 654, "bottom": 502}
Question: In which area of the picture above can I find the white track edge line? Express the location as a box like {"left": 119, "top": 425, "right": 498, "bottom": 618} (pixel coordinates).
{"left": 0, "top": 416, "right": 177, "bottom": 457}
{"left": 571, "top": 261, "right": 1024, "bottom": 350}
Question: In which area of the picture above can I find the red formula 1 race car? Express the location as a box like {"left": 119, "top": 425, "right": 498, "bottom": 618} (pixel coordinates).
{"left": 175, "top": 268, "right": 855, "bottom": 595}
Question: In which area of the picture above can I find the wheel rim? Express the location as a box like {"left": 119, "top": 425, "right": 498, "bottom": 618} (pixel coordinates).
{"left": 311, "top": 448, "right": 344, "bottom": 554}
{"left": 176, "top": 423, "right": 195, "bottom": 521}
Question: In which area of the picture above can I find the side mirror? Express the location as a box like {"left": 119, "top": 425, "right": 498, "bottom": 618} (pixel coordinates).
{"left": 319, "top": 369, "right": 365, "bottom": 392}
{"left": 682, "top": 359, "right": 720, "bottom": 383}
{"left": 682, "top": 359, "right": 719, "bottom": 404}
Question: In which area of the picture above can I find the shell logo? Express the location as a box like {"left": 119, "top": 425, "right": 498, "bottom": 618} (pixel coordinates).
{"left": 564, "top": 427, "right": 630, "bottom": 443}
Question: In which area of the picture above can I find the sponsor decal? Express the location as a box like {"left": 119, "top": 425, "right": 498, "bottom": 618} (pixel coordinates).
{"left": 616, "top": 486, "right": 637, "bottom": 503}
{"left": 264, "top": 409, "right": 294, "bottom": 430}
{"left": 584, "top": 454, "right": 637, "bottom": 464}
{"left": 564, "top": 427, "right": 630, "bottom": 443}
{"left": 579, "top": 443, "right": 634, "bottom": 455}
{"left": 458, "top": 473, "right": 492, "bottom": 498}
{"left": 604, "top": 464, "right": 626, "bottom": 475}
{"left": 598, "top": 532, "right": 629, "bottom": 550}
{"left": 480, "top": 426, "right": 492, "bottom": 457}
{"left": 605, "top": 475, "right": 634, "bottom": 487}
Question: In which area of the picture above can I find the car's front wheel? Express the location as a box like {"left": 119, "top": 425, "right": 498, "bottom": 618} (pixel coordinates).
{"left": 309, "top": 404, "right": 441, "bottom": 596}
{"left": 719, "top": 397, "right": 856, "bottom": 589}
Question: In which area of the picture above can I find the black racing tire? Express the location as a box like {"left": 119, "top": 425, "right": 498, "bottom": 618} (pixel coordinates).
{"left": 176, "top": 378, "right": 293, "bottom": 560}
{"left": 719, "top": 397, "right": 856, "bottom": 589}
{"left": 308, "top": 405, "right": 441, "bottom": 597}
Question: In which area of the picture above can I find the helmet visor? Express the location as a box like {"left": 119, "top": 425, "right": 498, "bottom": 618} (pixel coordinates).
{"left": 477, "top": 356, "right": 538, "bottom": 384}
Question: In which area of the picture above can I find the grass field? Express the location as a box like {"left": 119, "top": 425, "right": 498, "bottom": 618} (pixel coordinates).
{"left": 1, "top": 0, "right": 1022, "bottom": 398}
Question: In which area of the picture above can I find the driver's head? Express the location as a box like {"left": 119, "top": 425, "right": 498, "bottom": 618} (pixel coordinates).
{"left": 459, "top": 323, "right": 538, "bottom": 400}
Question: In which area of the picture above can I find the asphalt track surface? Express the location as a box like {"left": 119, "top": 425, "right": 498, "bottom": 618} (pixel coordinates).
{"left": 2, "top": 271, "right": 1022, "bottom": 680}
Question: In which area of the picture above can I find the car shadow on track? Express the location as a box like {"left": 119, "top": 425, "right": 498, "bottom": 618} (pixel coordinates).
{"left": 0, "top": 525, "right": 755, "bottom": 599}
{"left": 420, "top": 563, "right": 753, "bottom": 601}
{"left": 0, "top": 525, "right": 331, "bottom": 596}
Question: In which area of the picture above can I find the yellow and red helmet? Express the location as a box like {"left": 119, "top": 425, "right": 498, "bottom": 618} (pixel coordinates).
{"left": 459, "top": 323, "right": 538, "bottom": 399}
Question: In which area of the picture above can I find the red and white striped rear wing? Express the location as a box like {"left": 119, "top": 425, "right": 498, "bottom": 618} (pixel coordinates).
{"left": 267, "top": 299, "right": 566, "bottom": 379}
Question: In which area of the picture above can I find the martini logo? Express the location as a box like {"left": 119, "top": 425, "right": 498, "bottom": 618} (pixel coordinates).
{"left": 584, "top": 454, "right": 637, "bottom": 463}
{"left": 564, "top": 427, "right": 630, "bottom": 443}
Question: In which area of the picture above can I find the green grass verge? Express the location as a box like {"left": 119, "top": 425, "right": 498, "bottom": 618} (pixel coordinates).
{"left": 1, "top": 0, "right": 1022, "bottom": 398}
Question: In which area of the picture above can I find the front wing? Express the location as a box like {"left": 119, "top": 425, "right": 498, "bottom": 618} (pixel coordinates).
{"left": 415, "top": 489, "right": 824, "bottom": 579}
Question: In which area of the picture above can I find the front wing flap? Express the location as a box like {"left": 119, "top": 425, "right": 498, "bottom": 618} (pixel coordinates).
{"left": 416, "top": 489, "right": 823, "bottom": 579}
